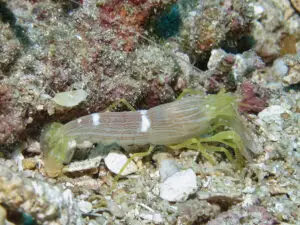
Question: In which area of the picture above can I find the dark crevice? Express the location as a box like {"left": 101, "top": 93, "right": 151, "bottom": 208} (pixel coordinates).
{"left": 192, "top": 52, "right": 211, "bottom": 71}
{"left": 220, "top": 35, "right": 256, "bottom": 54}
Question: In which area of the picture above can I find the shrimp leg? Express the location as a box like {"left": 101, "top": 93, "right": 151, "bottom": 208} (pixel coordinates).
{"left": 169, "top": 138, "right": 216, "bottom": 165}
{"left": 105, "top": 98, "right": 136, "bottom": 112}
{"left": 112, "top": 145, "right": 155, "bottom": 188}
{"left": 169, "top": 130, "right": 244, "bottom": 168}
{"left": 177, "top": 89, "right": 204, "bottom": 100}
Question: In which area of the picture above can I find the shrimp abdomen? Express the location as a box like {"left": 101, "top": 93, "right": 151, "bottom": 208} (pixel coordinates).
{"left": 63, "top": 96, "right": 208, "bottom": 146}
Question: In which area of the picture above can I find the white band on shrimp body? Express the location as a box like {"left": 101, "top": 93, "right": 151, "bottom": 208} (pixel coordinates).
{"left": 92, "top": 113, "right": 101, "bottom": 126}
{"left": 139, "top": 110, "right": 151, "bottom": 133}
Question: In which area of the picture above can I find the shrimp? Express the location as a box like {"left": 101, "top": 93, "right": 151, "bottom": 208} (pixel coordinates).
{"left": 41, "top": 90, "right": 252, "bottom": 177}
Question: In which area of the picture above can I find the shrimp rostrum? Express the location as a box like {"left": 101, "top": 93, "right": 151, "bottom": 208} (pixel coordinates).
{"left": 41, "top": 90, "right": 252, "bottom": 177}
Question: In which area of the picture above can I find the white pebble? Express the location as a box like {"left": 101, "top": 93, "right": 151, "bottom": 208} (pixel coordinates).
{"left": 253, "top": 4, "right": 264, "bottom": 18}
{"left": 272, "top": 59, "right": 288, "bottom": 77}
{"left": 78, "top": 200, "right": 93, "bottom": 214}
{"left": 159, "top": 169, "right": 198, "bottom": 202}
{"left": 26, "top": 141, "right": 41, "bottom": 154}
{"left": 104, "top": 150, "right": 137, "bottom": 176}
{"left": 107, "top": 200, "right": 125, "bottom": 218}
{"left": 159, "top": 159, "right": 180, "bottom": 182}
{"left": 139, "top": 212, "right": 164, "bottom": 224}
{"left": 207, "top": 49, "right": 226, "bottom": 70}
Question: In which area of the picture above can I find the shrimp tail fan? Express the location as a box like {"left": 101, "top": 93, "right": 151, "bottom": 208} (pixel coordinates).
{"left": 40, "top": 122, "right": 75, "bottom": 177}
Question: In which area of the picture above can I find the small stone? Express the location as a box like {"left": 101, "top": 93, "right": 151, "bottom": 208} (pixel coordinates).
{"left": 36, "top": 105, "right": 44, "bottom": 111}
{"left": 269, "top": 185, "right": 289, "bottom": 196}
{"left": 68, "top": 175, "right": 103, "bottom": 191}
{"left": 44, "top": 204, "right": 58, "bottom": 218}
{"left": 139, "top": 212, "right": 164, "bottom": 224}
{"left": 282, "top": 64, "right": 300, "bottom": 86}
{"left": 26, "top": 141, "right": 41, "bottom": 154}
{"left": 291, "top": 0, "right": 300, "bottom": 14}
{"left": 233, "top": 51, "right": 264, "bottom": 81}
{"left": 207, "top": 49, "right": 226, "bottom": 70}
{"left": 256, "top": 104, "right": 292, "bottom": 140}
{"left": 22, "top": 158, "right": 37, "bottom": 170}
{"left": 104, "top": 150, "right": 137, "bottom": 176}
{"left": 78, "top": 200, "right": 93, "bottom": 214}
{"left": 62, "top": 156, "right": 102, "bottom": 175}
{"left": 159, "top": 169, "right": 198, "bottom": 202}
{"left": 252, "top": 3, "right": 265, "bottom": 18}
{"left": 107, "top": 200, "right": 125, "bottom": 218}
{"left": 12, "top": 149, "right": 24, "bottom": 171}
{"left": 174, "top": 52, "right": 192, "bottom": 78}
{"left": 272, "top": 59, "right": 288, "bottom": 78}
{"left": 159, "top": 159, "right": 180, "bottom": 182}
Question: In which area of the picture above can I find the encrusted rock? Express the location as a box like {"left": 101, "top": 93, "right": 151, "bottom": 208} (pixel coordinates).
{"left": 177, "top": 199, "right": 220, "bottom": 224}
{"left": 257, "top": 105, "right": 290, "bottom": 141}
{"left": 179, "top": 1, "right": 253, "bottom": 60}
{"left": 0, "top": 24, "right": 21, "bottom": 74}
{"left": 206, "top": 205, "right": 278, "bottom": 225}
{"left": 0, "top": 164, "right": 84, "bottom": 224}
{"left": 197, "top": 175, "right": 244, "bottom": 207}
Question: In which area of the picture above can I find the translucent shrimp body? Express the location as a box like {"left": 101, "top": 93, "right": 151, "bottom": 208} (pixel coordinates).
{"left": 64, "top": 96, "right": 210, "bottom": 146}
{"left": 41, "top": 91, "right": 248, "bottom": 177}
